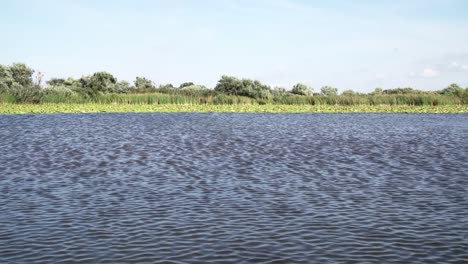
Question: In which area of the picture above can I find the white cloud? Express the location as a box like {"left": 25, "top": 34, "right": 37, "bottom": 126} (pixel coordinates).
{"left": 448, "top": 62, "right": 468, "bottom": 72}
{"left": 421, "top": 68, "right": 439, "bottom": 78}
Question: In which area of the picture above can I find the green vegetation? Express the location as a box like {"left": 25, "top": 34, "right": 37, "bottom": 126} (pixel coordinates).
{"left": 1, "top": 104, "right": 466, "bottom": 115}
{"left": 1, "top": 62, "right": 468, "bottom": 114}
{"left": 291, "top": 83, "right": 313, "bottom": 96}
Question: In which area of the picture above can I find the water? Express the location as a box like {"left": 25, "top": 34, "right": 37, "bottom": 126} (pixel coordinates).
{"left": 0, "top": 113, "right": 467, "bottom": 263}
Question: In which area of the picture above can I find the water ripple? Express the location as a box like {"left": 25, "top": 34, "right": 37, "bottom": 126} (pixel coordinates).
{"left": 0, "top": 114, "right": 467, "bottom": 263}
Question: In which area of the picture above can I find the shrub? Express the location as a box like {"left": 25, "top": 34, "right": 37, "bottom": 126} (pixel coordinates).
{"left": 321, "top": 86, "right": 338, "bottom": 96}
{"left": 214, "top": 76, "right": 272, "bottom": 99}
{"left": 291, "top": 83, "right": 313, "bottom": 96}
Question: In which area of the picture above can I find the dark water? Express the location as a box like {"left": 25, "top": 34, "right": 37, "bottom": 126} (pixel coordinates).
{"left": 0, "top": 114, "right": 467, "bottom": 264}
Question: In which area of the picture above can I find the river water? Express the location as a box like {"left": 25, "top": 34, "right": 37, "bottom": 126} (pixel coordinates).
{"left": 0, "top": 113, "right": 467, "bottom": 263}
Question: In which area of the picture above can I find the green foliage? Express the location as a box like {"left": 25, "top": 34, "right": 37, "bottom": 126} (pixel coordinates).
{"left": 85, "top": 72, "right": 118, "bottom": 95}
{"left": 157, "top": 85, "right": 218, "bottom": 97}
{"left": 63, "top": 77, "right": 81, "bottom": 87}
{"left": 291, "top": 83, "right": 313, "bottom": 96}
{"left": 47, "top": 78, "right": 66, "bottom": 86}
{"left": 439, "top": 83, "right": 462, "bottom": 95}
{"left": 383, "top": 87, "right": 422, "bottom": 94}
{"left": 0, "top": 63, "right": 40, "bottom": 103}
{"left": 115, "top": 81, "right": 131, "bottom": 94}
{"left": 2, "top": 104, "right": 466, "bottom": 115}
{"left": 271, "top": 86, "right": 287, "bottom": 97}
{"left": 321, "top": 86, "right": 338, "bottom": 96}
{"left": 1, "top": 62, "right": 467, "bottom": 107}
{"left": 214, "top": 76, "right": 242, "bottom": 95}
{"left": 9, "top": 63, "right": 34, "bottom": 87}
{"left": 214, "top": 76, "right": 271, "bottom": 99}
{"left": 40, "top": 86, "right": 81, "bottom": 103}
{"left": 373, "top": 87, "right": 383, "bottom": 95}
{"left": 7, "top": 83, "right": 42, "bottom": 103}
{"left": 181, "top": 84, "right": 208, "bottom": 91}
{"left": 134, "top": 77, "right": 155, "bottom": 91}
{"left": 179, "top": 82, "right": 195, "bottom": 89}
{"left": 341, "top": 90, "right": 356, "bottom": 96}
{"left": 162, "top": 84, "right": 174, "bottom": 89}
{"left": 0, "top": 65, "right": 15, "bottom": 90}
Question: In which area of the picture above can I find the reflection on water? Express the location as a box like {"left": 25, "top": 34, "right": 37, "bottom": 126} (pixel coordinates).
{"left": 0, "top": 113, "right": 467, "bottom": 263}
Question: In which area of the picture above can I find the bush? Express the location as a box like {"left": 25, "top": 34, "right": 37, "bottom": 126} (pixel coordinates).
{"left": 291, "top": 83, "right": 313, "bottom": 96}
{"left": 271, "top": 86, "right": 287, "bottom": 97}
{"left": 214, "top": 76, "right": 272, "bottom": 99}
{"left": 321, "top": 86, "right": 338, "bottom": 96}
{"left": 40, "top": 86, "right": 81, "bottom": 103}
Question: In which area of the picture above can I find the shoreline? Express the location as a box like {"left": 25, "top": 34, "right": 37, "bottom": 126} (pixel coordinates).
{"left": 1, "top": 104, "right": 467, "bottom": 115}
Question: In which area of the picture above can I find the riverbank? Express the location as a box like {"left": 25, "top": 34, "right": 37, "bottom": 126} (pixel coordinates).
{"left": 1, "top": 104, "right": 467, "bottom": 114}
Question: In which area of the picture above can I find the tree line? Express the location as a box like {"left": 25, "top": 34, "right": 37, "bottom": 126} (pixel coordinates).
{"left": 1, "top": 63, "right": 467, "bottom": 104}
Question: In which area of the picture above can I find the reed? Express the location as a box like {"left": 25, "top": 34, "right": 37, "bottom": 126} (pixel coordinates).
{"left": 0, "top": 89, "right": 464, "bottom": 107}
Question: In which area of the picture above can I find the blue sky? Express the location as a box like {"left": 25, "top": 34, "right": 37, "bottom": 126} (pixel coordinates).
{"left": 2, "top": 0, "right": 468, "bottom": 92}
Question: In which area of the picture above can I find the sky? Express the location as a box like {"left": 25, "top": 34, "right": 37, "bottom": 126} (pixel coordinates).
{"left": 1, "top": 0, "right": 468, "bottom": 92}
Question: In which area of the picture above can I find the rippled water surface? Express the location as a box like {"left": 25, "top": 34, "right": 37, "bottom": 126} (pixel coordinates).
{"left": 1, "top": 114, "right": 467, "bottom": 263}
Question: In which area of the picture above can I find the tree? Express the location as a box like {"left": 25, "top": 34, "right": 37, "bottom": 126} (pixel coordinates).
{"left": 0, "top": 65, "right": 14, "bottom": 91}
{"left": 179, "top": 82, "right": 194, "bottom": 89}
{"left": 373, "top": 87, "right": 383, "bottom": 95}
{"left": 134, "top": 77, "right": 155, "bottom": 90}
{"left": 77, "top": 72, "right": 117, "bottom": 95}
{"left": 181, "top": 84, "right": 208, "bottom": 90}
{"left": 214, "top": 75, "right": 271, "bottom": 99}
{"left": 383, "top": 87, "right": 420, "bottom": 94}
{"left": 9, "top": 63, "right": 34, "bottom": 87}
{"left": 115, "top": 81, "right": 131, "bottom": 93}
{"left": 291, "top": 83, "right": 313, "bottom": 96}
{"left": 321, "top": 86, "right": 338, "bottom": 96}
{"left": 90, "top": 72, "right": 117, "bottom": 93}
{"left": 0, "top": 63, "right": 35, "bottom": 91}
{"left": 214, "top": 76, "right": 243, "bottom": 95}
{"left": 159, "top": 83, "right": 174, "bottom": 89}
{"left": 341, "top": 89, "right": 356, "bottom": 96}
{"left": 0, "top": 63, "right": 41, "bottom": 102}
{"left": 47, "top": 78, "right": 66, "bottom": 86}
{"left": 439, "top": 83, "right": 464, "bottom": 96}
{"left": 272, "top": 86, "right": 287, "bottom": 96}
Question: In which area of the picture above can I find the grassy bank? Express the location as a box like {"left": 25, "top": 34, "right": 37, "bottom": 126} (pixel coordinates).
{"left": 1, "top": 92, "right": 465, "bottom": 106}
{"left": 1, "top": 104, "right": 467, "bottom": 115}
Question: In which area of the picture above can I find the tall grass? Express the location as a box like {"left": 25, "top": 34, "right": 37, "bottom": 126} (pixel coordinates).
{"left": 30, "top": 92, "right": 259, "bottom": 105}
{"left": 0, "top": 88, "right": 463, "bottom": 106}
{"left": 271, "top": 94, "right": 461, "bottom": 106}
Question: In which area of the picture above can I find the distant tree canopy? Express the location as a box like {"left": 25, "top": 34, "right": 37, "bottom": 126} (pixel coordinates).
{"left": 86, "top": 72, "right": 117, "bottom": 94}
{"left": 46, "top": 78, "right": 66, "bottom": 86}
{"left": 179, "top": 82, "right": 194, "bottom": 89}
{"left": 181, "top": 84, "right": 208, "bottom": 91}
{"left": 341, "top": 90, "right": 356, "bottom": 96}
{"left": 1, "top": 62, "right": 467, "bottom": 104}
{"left": 134, "top": 77, "right": 155, "bottom": 90}
{"left": 0, "top": 63, "right": 35, "bottom": 91}
{"left": 373, "top": 87, "right": 383, "bottom": 95}
{"left": 291, "top": 83, "right": 313, "bottom": 96}
{"left": 115, "top": 80, "right": 131, "bottom": 93}
{"left": 214, "top": 76, "right": 272, "bottom": 99}
{"left": 9, "top": 63, "right": 34, "bottom": 87}
{"left": 439, "top": 83, "right": 464, "bottom": 96}
{"left": 271, "top": 86, "right": 287, "bottom": 97}
{"left": 382, "top": 87, "right": 422, "bottom": 94}
{"left": 321, "top": 86, "right": 338, "bottom": 96}
{"left": 160, "top": 84, "right": 175, "bottom": 90}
